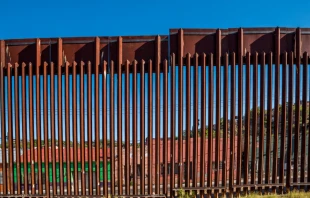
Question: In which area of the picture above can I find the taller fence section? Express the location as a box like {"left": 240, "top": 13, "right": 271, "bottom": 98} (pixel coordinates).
{"left": 0, "top": 27, "right": 310, "bottom": 197}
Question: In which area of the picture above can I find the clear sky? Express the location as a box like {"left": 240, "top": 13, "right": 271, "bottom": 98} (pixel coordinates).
{"left": 1, "top": 0, "right": 310, "bottom": 39}
{"left": 0, "top": 0, "right": 309, "bottom": 143}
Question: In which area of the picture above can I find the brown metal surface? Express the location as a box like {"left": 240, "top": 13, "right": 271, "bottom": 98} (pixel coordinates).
{"left": 57, "top": 39, "right": 64, "bottom": 195}
{"left": 80, "top": 61, "right": 85, "bottom": 196}
{"left": 132, "top": 60, "right": 137, "bottom": 195}
{"left": 14, "top": 63, "right": 21, "bottom": 194}
{"left": 43, "top": 62, "right": 49, "bottom": 196}
{"left": 140, "top": 59, "right": 146, "bottom": 195}
{"left": 72, "top": 61, "right": 78, "bottom": 194}
{"left": 258, "top": 52, "right": 265, "bottom": 187}
{"left": 272, "top": 28, "right": 280, "bottom": 189}
{"left": 21, "top": 63, "right": 27, "bottom": 194}
{"left": 7, "top": 63, "right": 13, "bottom": 194}
{"left": 148, "top": 60, "right": 153, "bottom": 195}
{"left": 293, "top": 29, "right": 301, "bottom": 185}
{"left": 308, "top": 51, "right": 310, "bottom": 186}
{"left": 178, "top": 29, "right": 184, "bottom": 189}
{"left": 215, "top": 30, "right": 221, "bottom": 192}
{"left": 170, "top": 54, "right": 176, "bottom": 195}
{"left": 193, "top": 53, "right": 198, "bottom": 188}
{"left": 229, "top": 52, "right": 236, "bottom": 191}
{"left": 237, "top": 29, "right": 243, "bottom": 191}
{"left": 102, "top": 61, "right": 108, "bottom": 197}
{"left": 287, "top": 52, "right": 294, "bottom": 188}
{"left": 0, "top": 40, "right": 5, "bottom": 194}
{"left": 229, "top": 53, "right": 236, "bottom": 191}
{"left": 208, "top": 53, "right": 214, "bottom": 190}
{"left": 65, "top": 61, "right": 71, "bottom": 195}
{"left": 95, "top": 43, "right": 100, "bottom": 195}
{"left": 266, "top": 52, "right": 272, "bottom": 185}
{"left": 251, "top": 53, "right": 258, "bottom": 187}
{"left": 279, "top": 53, "right": 287, "bottom": 186}
{"left": 36, "top": 39, "right": 42, "bottom": 195}
{"left": 185, "top": 53, "right": 191, "bottom": 189}
{"left": 1, "top": 195, "right": 48, "bottom": 198}
{"left": 244, "top": 52, "right": 250, "bottom": 188}
{"left": 110, "top": 60, "right": 115, "bottom": 196}
{"left": 4, "top": 27, "right": 310, "bottom": 66}
{"left": 50, "top": 62, "right": 56, "bottom": 195}
{"left": 301, "top": 52, "right": 308, "bottom": 185}
{"left": 125, "top": 60, "right": 130, "bottom": 195}
{"left": 29, "top": 62, "right": 35, "bottom": 194}
{"left": 163, "top": 59, "right": 168, "bottom": 195}
{"left": 301, "top": 51, "right": 308, "bottom": 185}
{"left": 222, "top": 53, "right": 228, "bottom": 189}
{"left": 2, "top": 27, "right": 310, "bottom": 197}
{"left": 155, "top": 36, "right": 161, "bottom": 195}
{"left": 87, "top": 61, "right": 93, "bottom": 195}
{"left": 117, "top": 37, "right": 123, "bottom": 195}
{"left": 95, "top": 37, "right": 100, "bottom": 196}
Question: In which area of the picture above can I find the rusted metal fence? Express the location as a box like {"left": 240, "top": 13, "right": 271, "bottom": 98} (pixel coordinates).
{"left": 0, "top": 27, "right": 310, "bottom": 197}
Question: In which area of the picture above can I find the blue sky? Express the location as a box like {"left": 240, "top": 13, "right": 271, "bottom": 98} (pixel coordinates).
{"left": 1, "top": 0, "right": 310, "bottom": 39}
{"left": 1, "top": 0, "right": 310, "bottom": 143}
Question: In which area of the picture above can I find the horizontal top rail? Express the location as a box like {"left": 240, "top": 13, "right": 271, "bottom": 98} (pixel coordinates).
{"left": 0, "top": 27, "right": 309, "bottom": 68}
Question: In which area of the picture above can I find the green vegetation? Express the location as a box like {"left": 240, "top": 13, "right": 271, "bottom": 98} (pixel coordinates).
{"left": 176, "top": 189, "right": 195, "bottom": 198}
{"left": 180, "top": 102, "right": 310, "bottom": 140}
{"left": 2, "top": 102, "right": 309, "bottom": 147}
{"left": 174, "top": 190, "right": 310, "bottom": 198}
{"left": 242, "top": 190, "right": 310, "bottom": 198}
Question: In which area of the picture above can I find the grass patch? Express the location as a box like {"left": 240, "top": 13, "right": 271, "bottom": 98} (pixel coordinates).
{"left": 176, "top": 189, "right": 195, "bottom": 198}
{"left": 242, "top": 190, "right": 310, "bottom": 198}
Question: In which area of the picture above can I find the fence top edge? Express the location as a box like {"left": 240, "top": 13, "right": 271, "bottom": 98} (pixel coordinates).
{"left": 3, "top": 27, "right": 310, "bottom": 45}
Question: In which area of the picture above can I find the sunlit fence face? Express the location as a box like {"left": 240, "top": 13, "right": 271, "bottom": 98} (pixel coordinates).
{"left": 0, "top": 28, "right": 309, "bottom": 197}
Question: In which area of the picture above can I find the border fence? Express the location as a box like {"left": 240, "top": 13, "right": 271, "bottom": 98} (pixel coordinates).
{"left": 0, "top": 27, "right": 310, "bottom": 197}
